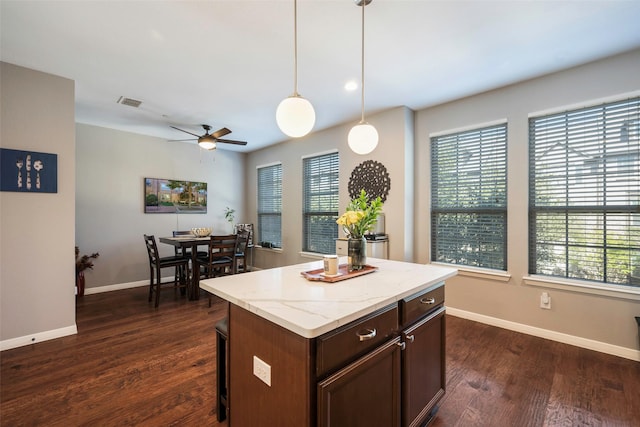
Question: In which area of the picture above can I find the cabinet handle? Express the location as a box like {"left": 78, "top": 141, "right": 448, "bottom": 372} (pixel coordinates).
{"left": 420, "top": 297, "right": 436, "bottom": 305}
{"left": 356, "top": 328, "right": 377, "bottom": 341}
{"left": 406, "top": 334, "right": 415, "bottom": 343}
{"left": 397, "top": 341, "right": 406, "bottom": 350}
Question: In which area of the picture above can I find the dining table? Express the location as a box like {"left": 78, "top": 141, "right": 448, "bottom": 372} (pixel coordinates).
{"left": 159, "top": 235, "right": 211, "bottom": 300}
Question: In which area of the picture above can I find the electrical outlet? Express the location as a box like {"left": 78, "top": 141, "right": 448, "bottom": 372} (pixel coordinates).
{"left": 540, "top": 292, "right": 551, "bottom": 310}
{"left": 253, "top": 355, "right": 271, "bottom": 386}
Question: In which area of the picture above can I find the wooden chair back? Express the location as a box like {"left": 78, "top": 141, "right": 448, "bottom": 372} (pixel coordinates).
{"left": 143, "top": 234, "right": 189, "bottom": 307}
{"left": 206, "top": 234, "right": 237, "bottom": 264}
{"left": 144, "top": 234, "right": 161, "bottom": 267}
{"left": 235, "top": 229, "right": 249, "bottom": 256}
{"left": 234, "top": 229, "right": 250, "bottom": 273}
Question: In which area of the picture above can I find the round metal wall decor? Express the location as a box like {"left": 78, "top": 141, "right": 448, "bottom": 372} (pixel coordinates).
{"left": 348, "top": 160, "right": 391, "bottom": 202}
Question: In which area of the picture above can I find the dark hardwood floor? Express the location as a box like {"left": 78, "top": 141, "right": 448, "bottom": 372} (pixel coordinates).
{"left": 2, "top": 287, "right": 639, "bottom": 426}
{"left": 1, "top": 287, "right": 226, "bottom": 426}
{"left": 433, "top": 317, "right": 640, "bottom": 427}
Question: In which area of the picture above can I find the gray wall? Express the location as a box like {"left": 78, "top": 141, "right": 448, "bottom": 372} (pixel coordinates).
{"left": 1, "top": 62, "right": 76, "bottom": 347}
{"left": 415, "top": 49, "right": 640, "bottom": 357}
{"left": 75, "top": 123, "right": 246, "bottom": 290}
{"left": 2, "top": 49, "right": 639, "bottom": 359}
{"left": 245, "top": 106, "right": 415, "bottom": 269}
{"left": 244, "top": 49, "right": 640, "bottom": 359}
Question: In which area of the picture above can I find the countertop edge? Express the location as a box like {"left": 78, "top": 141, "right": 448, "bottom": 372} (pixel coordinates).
{"left": 200, "top": 263, "right": 458, "bottom": 338}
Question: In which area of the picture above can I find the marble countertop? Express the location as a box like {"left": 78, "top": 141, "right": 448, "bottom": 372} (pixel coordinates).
{"left": 200, "top": 258, "right": 457, "bottom": 338}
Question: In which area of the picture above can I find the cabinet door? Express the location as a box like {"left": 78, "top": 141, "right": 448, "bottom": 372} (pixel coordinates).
{"left": 318, "top": 337, "right": 402, "bottom": 427}
{"left": 402, "top": 306, "right": 446, "bottom": 427}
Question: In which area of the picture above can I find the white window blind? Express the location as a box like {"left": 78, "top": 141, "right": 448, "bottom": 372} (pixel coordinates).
{"left": 529, "top": 97, "right": 640, "bottom": 286}
{"left": 303, "top": 152, "right": 339, "bottom": 254}
{"left": 431, "top": 123, "right": 508, "bottom": 270}
{"left": 257, "top": 164, "right": 282, "bottom": 248}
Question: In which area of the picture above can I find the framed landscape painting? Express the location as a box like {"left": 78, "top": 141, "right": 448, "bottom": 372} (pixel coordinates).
{"left": 144, "top": 177, "right": 207, "bottom": 214}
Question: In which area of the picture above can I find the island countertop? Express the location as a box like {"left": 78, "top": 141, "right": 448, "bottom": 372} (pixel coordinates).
{"left": 200, "top": 257, "right": 457, "bottom": 338}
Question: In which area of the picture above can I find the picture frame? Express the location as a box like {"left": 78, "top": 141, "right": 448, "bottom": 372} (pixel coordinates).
{"left": 0, "top": 148, "right": 58, "bottom": 193}
{"left": 144, "top": 177, "right": 207, "bottom": 214}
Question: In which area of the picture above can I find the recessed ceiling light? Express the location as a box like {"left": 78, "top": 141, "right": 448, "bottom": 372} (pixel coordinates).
{"left": 345, "top": 81, "right": 358, "bottom": 91}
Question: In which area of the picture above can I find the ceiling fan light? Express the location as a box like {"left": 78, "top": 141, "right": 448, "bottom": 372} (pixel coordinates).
{"left": 348, "top": 122, "right": 378, "bottom": 155}
{"left": 276, "top": 95, "right": 316, "bottom": 138}
{"left": 198, "top": 138, "right": 216, "bottom": 150}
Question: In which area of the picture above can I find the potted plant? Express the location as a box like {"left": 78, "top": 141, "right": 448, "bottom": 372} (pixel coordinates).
{"left": 224, "top": 206, "right": 235, "bottom": 233}
{"left": 336, "top": 190, "right": 383, "bottom": 271}
{"left": 75, "top": 246, "right": 99, "bottom": 297}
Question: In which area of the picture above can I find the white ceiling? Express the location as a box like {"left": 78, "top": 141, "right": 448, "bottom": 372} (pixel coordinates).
{"left": 2, "top": 0, "right": 640, "bottom": 153}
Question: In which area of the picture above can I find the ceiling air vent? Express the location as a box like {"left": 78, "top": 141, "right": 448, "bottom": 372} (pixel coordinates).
{"left": 116, "top": 96, "right": 142, "bottom": 108}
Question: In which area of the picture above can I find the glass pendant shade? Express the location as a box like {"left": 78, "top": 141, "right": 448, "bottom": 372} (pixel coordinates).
{"left": 348, "top": 122, "right": 378, "bottom": 155}
{"left": 276, "top": 0, "right": 315, "bottom": 139}
{"left": 276, "top": 95, "right": 316, "bottom": 138}
{"left": 349, "top": 0, "right": 377, "bottom": 155}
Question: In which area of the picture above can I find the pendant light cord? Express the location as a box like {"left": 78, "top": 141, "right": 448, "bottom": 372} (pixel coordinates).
{"left": 360, "top": 1, "right": 366, "bottom": 123}
{"left": 293, "top": 0, "right": 299, "bottom": 96}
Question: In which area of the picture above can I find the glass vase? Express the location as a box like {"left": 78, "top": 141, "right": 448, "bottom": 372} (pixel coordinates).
{"left": 76, "top": 271, "right": 85, "bottom": 297}
{"left": 348, "top": 236, "right": 367, "bottom": 271}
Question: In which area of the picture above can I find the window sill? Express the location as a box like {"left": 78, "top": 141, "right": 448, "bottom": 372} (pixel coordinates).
{"left": 431, "top": 262, "right": 511, "bottom": 282}
{"left": 300, "top": 251, "right": 324, "bottom": 259}
{"left": 255, "top": 246, "right": 283, "bottom": 253}
{"left": 523, "top": 275, "right": 640, "bottom": 301}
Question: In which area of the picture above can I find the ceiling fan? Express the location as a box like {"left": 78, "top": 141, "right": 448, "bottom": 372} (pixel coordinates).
{"left": 170, "top": 124, "right": 247, "bottom": 150}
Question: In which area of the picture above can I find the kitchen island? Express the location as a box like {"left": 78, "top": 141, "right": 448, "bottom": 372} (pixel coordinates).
{"left": 200, "top": 258, "right": 457, "bottom": 427}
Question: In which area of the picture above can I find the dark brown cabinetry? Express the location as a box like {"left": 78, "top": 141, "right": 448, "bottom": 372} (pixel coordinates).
{"left": 401, "top": 306, "right": 446, "bottom": 427}
{"left": 227, "top": 282, "right": 446, "bottom": 427}
{"left": 316, "top": 304, "right": 400, "bottom": 426}
{"left": 399, "top": 285, "right": 446, "bottom": 427}
{"left": 318, "top": 337, "right": 402, "bottom": 426}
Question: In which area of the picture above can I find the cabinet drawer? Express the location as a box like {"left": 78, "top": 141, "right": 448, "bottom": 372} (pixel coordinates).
{"left": 399, "top": 283, "right": 444, "bottom": 327}
{"left": 316, "top": 304, "right": 398, "bottom": 378}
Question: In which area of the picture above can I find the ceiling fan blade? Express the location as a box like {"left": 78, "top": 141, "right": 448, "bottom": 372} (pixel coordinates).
{"left": 211, "top": 127, "right": 231, "bottom": 139}
{"left": 217, "top": 138, "right": 247, "bottom": 146}
{"left": 170, "top": 125, "right": 202, "bottom": 138}
{"left": 168, "top": 138, "right": 197, "bottom": 142}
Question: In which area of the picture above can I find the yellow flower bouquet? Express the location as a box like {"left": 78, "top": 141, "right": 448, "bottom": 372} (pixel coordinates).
{"left": 336, "top": 190, "right": 383, "bottom": 239}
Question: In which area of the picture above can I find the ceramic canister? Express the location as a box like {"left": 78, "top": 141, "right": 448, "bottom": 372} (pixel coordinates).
{"left": 323, "top": 255, "right": 339, "bottom": 275}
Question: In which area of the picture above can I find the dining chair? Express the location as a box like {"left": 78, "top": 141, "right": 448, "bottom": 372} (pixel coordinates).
{"left": 172, "top": 230, "right": 192, "bottom": 283}
{"left": 143, "top": 234, "right": 190, "bottom": 307}
{"left": 172, "top": 230, "right": 208, "bottom": 284}
{"left": 195, "top": 234, "right": 237, "bottom": 304}
{"left": 195, "top": 234, "right": 237, "bottom": 278}
{"left": 233, "top": 229, "right": 250, "bottom": 274}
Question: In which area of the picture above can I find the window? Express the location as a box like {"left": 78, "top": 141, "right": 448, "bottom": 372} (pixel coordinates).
{"left": 431, "top": 123, "right": 508, "bottom": 270}
{"left": 257, "top": 163, "right": 282, "bottom": 248}
{"left": 303, "top": 152, "right": 339, "bottom": 254}
{"left": 529, "top": 97, "right": 640, "bottom": 286}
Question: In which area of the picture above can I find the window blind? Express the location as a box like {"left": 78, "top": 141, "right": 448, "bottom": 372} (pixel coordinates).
{"left": 431, "top": 123, "right": 508, "bottom": 270}
{"left": 303, "top": 152, "right": 339, "bottom": 254}
{"left": 529, "top": 97, "right": 640, "bottom": 286}
{"left": 257, "top": 164, "right": 282, "bottom": 248}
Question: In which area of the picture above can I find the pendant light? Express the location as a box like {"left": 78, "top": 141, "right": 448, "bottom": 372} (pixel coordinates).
{"left": 348, "top": 0, "right": 378, "bottom": 155}
{"left": 276, "top": 0, "right": 316, "bottom": 138}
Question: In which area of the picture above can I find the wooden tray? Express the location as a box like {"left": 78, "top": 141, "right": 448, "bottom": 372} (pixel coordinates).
{"left": 300, "top": 264, "right": 378, "bottom": 283}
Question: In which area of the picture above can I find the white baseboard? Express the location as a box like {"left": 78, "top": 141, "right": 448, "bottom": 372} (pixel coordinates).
{"left": 1, "top": 324, "right": 78, "bottom": 352}
{"left": 82, "top": 271, "right": 262, "bottom": 295}
{"left": 446, "top": 307, "right": 640, "bottom": 362}
{"left": 83, "top": 279, "right": 149, "bottom": 295}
